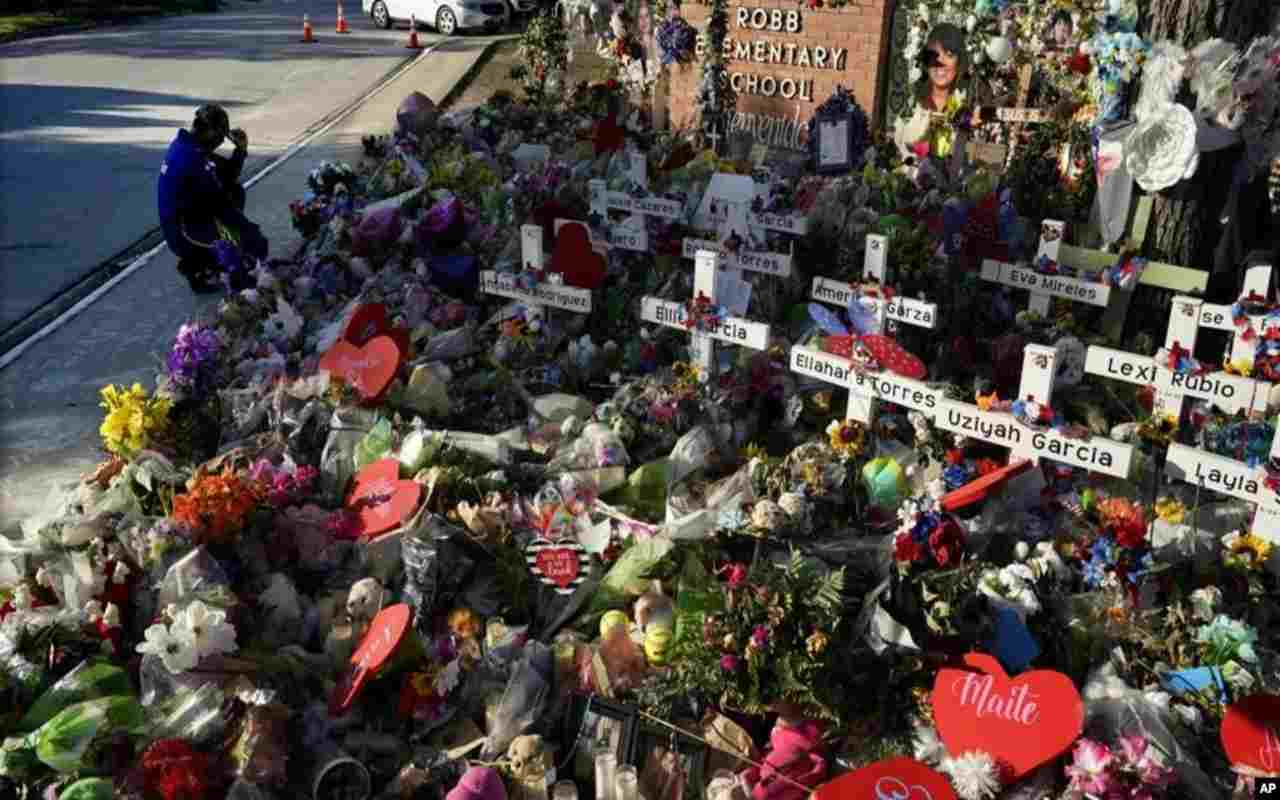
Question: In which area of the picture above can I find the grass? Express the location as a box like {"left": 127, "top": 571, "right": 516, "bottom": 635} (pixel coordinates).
{"left": 441, "top": 36, "right": 614, "bottom": 112}
{"left": 0, "top": 1, "right": 205, "bottom": 40}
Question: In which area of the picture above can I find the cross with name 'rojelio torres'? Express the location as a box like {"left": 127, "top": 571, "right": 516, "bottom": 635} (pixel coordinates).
{"left": 640, "top": 250, "right": 772, "bottom": 379}
{"left": 980, "top": 219, "right": 1114, "bottom": 320}
{"left": 479, "top": 224, "right": 593, "bottom": 323}
{"left": 932, "top": 343, "right": 1135, "bottom": 479}
{"left": 789, "top": 233, "right": 941, "bottom": 424}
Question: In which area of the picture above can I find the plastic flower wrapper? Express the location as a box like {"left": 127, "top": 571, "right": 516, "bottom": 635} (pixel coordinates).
{"left": 148, "top": 682, "right": 231, "bottom": 747}
{"left": 15, "top": 659, "right": 133, "bottom": 734}
{"left": 318, "top": 406, "right": 380, "bottom": 504}
{"left": 479, "top": 639, "right": 555, "bottom": 760}
{"left": 548, "top": 421, "right": 631, "bottom": 472}
{"left": 19, "top": 694, "right": 146, "bottom": 773}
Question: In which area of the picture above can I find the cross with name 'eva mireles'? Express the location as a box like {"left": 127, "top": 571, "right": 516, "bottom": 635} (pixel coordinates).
{"left": 933, "top": 343, "right": 1136, "bottom": 479}
{"left": 980, "top": 220, "right": 1114, "bottom": 320}
{"left": 640, "top": 250, "right": 772, "bottom": 380}
{"left": 479, "top": 224, "right": 594, "bottom": 323}
{"left": 790, "top": 233, "right": 941, "bottom": 424}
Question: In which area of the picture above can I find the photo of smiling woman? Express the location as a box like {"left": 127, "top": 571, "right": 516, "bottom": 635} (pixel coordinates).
{"left": 893, "top": 23, "right": 996, "bottom": 178}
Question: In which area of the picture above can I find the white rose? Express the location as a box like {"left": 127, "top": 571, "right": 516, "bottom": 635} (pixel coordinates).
{"left": 1124, "top": 103, "right": 1201, "bottom": 191}
{"left": 909, "top": 66, "right": 923, "bottom": 83}
{"left": 986, "top": 36, "right": 1013, "bottom": 64}
{"left": 965, "top": 14, "right": 977, "bottom": 32}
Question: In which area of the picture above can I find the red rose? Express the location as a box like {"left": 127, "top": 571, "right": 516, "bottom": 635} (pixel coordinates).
{"left": 1068, "top": 51, "right": 1091, "bottom": 75}
{"left": 894, "top": 533, "right": 925, "bottom": 563}
{"left": 928, "top": 519, "right": 965, "bottom": 568}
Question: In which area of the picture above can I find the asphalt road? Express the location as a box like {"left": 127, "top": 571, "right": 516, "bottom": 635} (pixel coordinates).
{"left": 0, "top": 0, "right": 446, "bottom": 331}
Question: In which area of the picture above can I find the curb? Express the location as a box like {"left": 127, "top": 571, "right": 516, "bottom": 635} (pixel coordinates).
{"left": 0, "top": 10, "right": 182, "bottom": 45}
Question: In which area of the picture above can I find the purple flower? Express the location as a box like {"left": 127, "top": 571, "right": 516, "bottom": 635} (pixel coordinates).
{"left": 720, "top": 654, "right": 740, "bottom": 672}
{"left": 750, "top": 625, "right": 770, "bottom": 649}
{"left": 166, "top": 322, "right": 224, "bottom": 398}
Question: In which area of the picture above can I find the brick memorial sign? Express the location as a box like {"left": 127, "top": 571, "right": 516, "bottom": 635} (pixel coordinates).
{"left": 665, "top": 0, "right": 892, "bottom": 134}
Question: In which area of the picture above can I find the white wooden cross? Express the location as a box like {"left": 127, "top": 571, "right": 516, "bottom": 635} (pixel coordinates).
{"left": 682, "top": 172, "right": 803, "bottom": 279}
{"left": 588, "top": 172, "right": 682, "bottom": 254}
{"left": 932, "top": 343, "right": 1135, "bottom": 478}
{"left": 790, "top": 234, "right": 941, "bottom": 424}
{"left": 1193, "top": 264, "right": 1274, "bottom": 371}
{"left": 479, "top": 224, "right": 594, "bottom": 321}
{"left": 1164, "top": 428, "right": 1280, "bottom": 546}
{"left": 640, "top": 250, "right": 772, "bottom": 380}
{"left": 1084, "top": 293, "right": 1270, "bottom": 423}
{"left": 980, "top": 220, "right": 1113, "bottom": 319}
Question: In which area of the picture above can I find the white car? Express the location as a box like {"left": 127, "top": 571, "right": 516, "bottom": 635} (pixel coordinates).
{"left": 363, "top": 0, "right": 508, "bottom": 35}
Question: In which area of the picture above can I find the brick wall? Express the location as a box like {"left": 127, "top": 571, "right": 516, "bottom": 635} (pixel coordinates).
{"left": 662, "top": 0, "right": 893, "bottom": 136}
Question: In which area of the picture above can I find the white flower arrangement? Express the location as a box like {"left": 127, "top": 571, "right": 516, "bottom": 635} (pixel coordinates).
{"left": 1124, "top": 102, "right": 1201, "bottom": 191}
{"left": 136, "top": 600, "right": 238, "bottom": 674}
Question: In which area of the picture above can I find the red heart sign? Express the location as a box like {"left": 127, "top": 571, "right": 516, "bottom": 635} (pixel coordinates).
{"left": 330, "top": 603, "right": 411, "bottom": 716}
{"left": 319, "top": 335, "right": 402, "bottom": 403}
{"left": 860, "top": 334, "right": 928, "bottom": 381}
{"left": 342, "top": 303, "right": 412, "bottom": 360}
{"left": 941, "top": 459, "right": 1033, "bottom": 512}
{"left": 526, "top": 539, "right": 589, "bottom": 594}
{"left": 932, "top": 652, "right": 1082, "bottom": 782}
{"left": 551, "top": 222, "right": 606, "bottom": 290}
{"left": 1221, "top": 694, "right": 1280, "bottom": 772}
{"left": 346, "top": 459, "right": 422, "bottom": 538}
{"left": 813, "top": 757, "right": 956, "bottom": 800}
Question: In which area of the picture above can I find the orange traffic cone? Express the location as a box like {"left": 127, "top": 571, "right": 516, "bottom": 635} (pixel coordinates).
{"left": 405, "top": 14, "right": 421, "bottom": 48}
{"left": 301, "top": 13, "right": 315, "bottom": 42}
{"left": 335, "top": 1, "right": 350, "bottom": 33}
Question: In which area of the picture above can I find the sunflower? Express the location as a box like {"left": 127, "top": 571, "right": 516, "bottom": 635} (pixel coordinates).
{"left": 1224, "top": 531, "right": 1273, "bottom": 571}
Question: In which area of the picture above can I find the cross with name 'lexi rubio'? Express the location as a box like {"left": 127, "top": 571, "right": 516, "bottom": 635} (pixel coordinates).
{"left": 640, "top": 250, "right": 772, "bottom": 381}
{"left": 789, "top": 233, "right": 939, "bottom": 425}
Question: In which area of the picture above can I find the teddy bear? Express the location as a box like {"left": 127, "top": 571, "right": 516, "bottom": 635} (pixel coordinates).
{"left": 737, "top": 719, "right": 826, "bottom": 800}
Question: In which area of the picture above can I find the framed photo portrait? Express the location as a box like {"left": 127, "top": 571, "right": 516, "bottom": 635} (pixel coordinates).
{"left": 813, "top": 109, "right": 857, "bottom": 175}
{"left": 561, "top": 695, "right": 638, "bottom": 796}
{"left": 628, "top": 722, "right": 707, "bottom": 800}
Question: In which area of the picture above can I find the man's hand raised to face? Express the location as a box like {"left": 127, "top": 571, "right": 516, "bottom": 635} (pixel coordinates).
{"left": 229, "top": 128, "right": 249, "bottom": 152}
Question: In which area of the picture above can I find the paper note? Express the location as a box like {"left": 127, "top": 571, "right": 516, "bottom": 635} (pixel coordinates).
{"left": 818, "top": 118, "right": 849, "bottom": 168}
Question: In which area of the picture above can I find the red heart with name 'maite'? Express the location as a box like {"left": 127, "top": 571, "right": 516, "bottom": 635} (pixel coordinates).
{"left": 932, "top": 652, "right": 1083, "bottom": 782}
{"left": 813, "top": 757, "right": 956, "bottom": 800}
{"left": 861, "top": 334, "right": 928, "bottom": 381}
{"left": 1221, "top": 694, "right": 1280, "bottom": 773}
{"left": 341, "top": 303, "right": 411, "bottom": 360}
{"left": 526, "top": 539, "right": 589, "bottom": 594}
{"left": 551, "top": 222, "right": 606, "bottom": 290}
{"left": 319, "top": 335, "right": 402, "bottom": 403}
{"left": 346, "top": 459, "right": 421, "bottom": 538}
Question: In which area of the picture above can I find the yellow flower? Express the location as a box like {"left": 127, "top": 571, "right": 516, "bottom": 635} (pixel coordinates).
{"left": 1225, "top": 532, "right": 1273, "bottom": 571}
{"left": 1154, "top": 497, "right": 1185, "bottom": 524}
{"left": 826, "top": 419, "right": 866, "bottom": 458}
{"left": 97, "top": 382, "right": 170, "bottom": 458}
{"left": 1225, "top": 358, "right": 1254, "bottom": 376}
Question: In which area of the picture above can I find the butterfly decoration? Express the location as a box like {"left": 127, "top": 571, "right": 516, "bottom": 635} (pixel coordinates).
{"left": 808, "top": 297, "right": 879, "bottom": 361}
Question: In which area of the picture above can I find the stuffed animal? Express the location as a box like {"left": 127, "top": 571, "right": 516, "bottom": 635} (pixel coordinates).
{"left": 738, "top": 719, "right": 826, "bottom": 800}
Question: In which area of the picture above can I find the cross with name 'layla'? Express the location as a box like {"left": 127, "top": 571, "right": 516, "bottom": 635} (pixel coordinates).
{"left": 478, "top": 224, "right": 593, "bottom": 322}
{"left": 640, "top": 250, "right": 772, "bottom": 379}
{"left": 791, "top": 234, "right": 940, "bottom": 424}
{"left": 934, "top": 344, "right": 1135, "bottom": 478}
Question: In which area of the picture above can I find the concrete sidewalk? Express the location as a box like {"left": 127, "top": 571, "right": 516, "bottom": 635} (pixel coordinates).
{"left": 0, "top": 35, "right": 504, "bottom": 530}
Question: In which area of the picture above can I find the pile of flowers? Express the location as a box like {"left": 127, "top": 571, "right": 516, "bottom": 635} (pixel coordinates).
{"left": 99, "top": 383, "right": 172, "bottom": 459}
{"left": 1064, "top": 735, "right": 1177, "bottom": 799}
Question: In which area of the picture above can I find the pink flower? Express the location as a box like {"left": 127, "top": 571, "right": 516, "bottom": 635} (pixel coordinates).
{"left": 720, "top": 654, "right": 740, "bottom": 671}
{"left": 1065, "top": 739, "right": 1114, "bottom": 795}
{"left": 725, "top": 563, "right": 748, "bottom": 589}
{"left": 911, "top": 140, "right": 931, "bottom": 160}
{"left": 750, "top": 625, "right": 770, "bottom": 649}
{"left": 1117, "top": 734, "right": 1147, "bottom": 763}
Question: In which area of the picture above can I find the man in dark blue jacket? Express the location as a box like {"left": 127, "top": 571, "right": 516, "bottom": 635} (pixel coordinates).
{"left": 158, "top": 104, "right": 268, "bottom": 293}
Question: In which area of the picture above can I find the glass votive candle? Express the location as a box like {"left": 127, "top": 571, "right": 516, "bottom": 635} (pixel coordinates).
{"left": 594, "top": 753, "right": 617, "bottom": 800}
{"left": 554, "top": 781, "right": 579, "bottom": 800}
{"left": 614, "top": 765, "right": 639, "bottom": 800}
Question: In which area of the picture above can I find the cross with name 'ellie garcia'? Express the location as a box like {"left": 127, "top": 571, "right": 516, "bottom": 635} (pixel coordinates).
{"left": 789, "top": 233, "right": 940, "bottom": 426}
{"left": 640, "top": 250, "right": 773, "bottom": 380}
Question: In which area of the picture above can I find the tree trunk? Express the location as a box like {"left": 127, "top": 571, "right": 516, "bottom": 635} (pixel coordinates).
{"left": 1138, "top": 0, "right": 1276, "bottom": 274}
